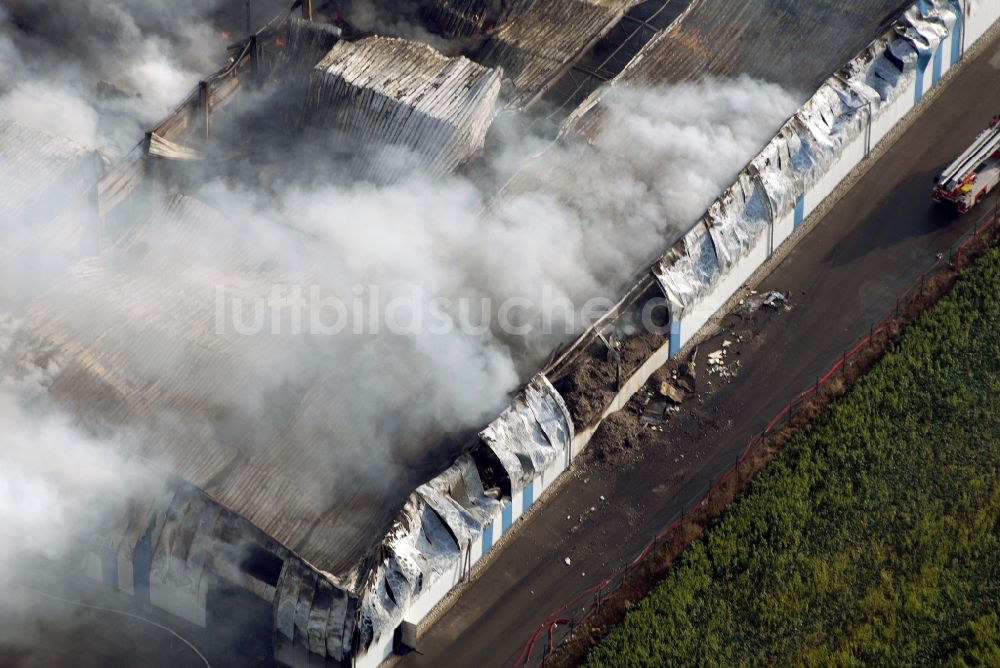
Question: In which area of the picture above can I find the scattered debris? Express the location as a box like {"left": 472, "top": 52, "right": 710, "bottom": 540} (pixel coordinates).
{"left": 658, "top": 381, "right": 685, "bottom": 404}
{"left": 739, "top": 289, "right": 790, "bottom": 314}
{"left": 676, "top": 362, "right": 697, "bottom": 393}
{"left": 722, "top": 339, "right": 733, "bottom": 348}
{"left": 708, "top": 350, "right": 726, "bottom": 366}
{"left": 564, "top": 557, "right": 572, "bottom": 566}
{"left": 712, "top": 359, "right": 742, "bottom": 380}
{"left": 762, "top": 291, "right": 787, "bottom": 308}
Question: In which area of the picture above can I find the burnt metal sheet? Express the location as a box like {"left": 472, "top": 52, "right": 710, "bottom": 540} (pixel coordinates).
{"left": 653, "top": 0, "right": 959, "bottom": 315}
{"left": 479, "top": 375, "right": 572, "bottom": 493}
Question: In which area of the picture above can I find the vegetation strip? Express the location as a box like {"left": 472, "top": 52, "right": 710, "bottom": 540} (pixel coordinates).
{"left": 582, "top": 240, "right": 1000, "bottom": 666}
{"left": 522, "top": 212, "right": 1000, "bottom": 668}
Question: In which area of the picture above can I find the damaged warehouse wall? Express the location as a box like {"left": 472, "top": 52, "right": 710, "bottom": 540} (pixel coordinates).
{"left": 656, "top": 0, "right": 970, "bottom": 354}
{"left": 80, "top": 478, "right": 358, "bottom": 666}
{"left": 49, "top": 2, "right": 1000, "bottom": 668}
{"left": 353, "top": 375, "right": 573, "bottom": 667}
{"left": 346, "top": 3, "right": 1000, "bottom": 667}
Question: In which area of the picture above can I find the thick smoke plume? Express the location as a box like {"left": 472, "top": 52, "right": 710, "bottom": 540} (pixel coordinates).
{"left": 0, "top": 0, "right": 286, "bottom": 150}
{"left": 0, "top": 2, "right": 801, "bottom": 658}
{"left": 0, "top": 383, "right": 156, "bottom": 577}
{"left": 0, "top": 314, "right": 163, "bottom": 660}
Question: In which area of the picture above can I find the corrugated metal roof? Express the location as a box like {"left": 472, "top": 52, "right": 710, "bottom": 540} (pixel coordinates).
{"left": 568, "top": 0, "right": 912, "bottom": 136}
{"left": 24, "top": 194, "right": 458, "bottom": 578}
{"left": 473, "top": 0, "right": 640, "bottom": 108}
{"left": 304, "top": 35, "right": 502, "bottom": 182}
{"left": 0, "top": 120, "right": 104, "bottom": 305}
{"left": 337, "top": 0, "right": 640, "bottom": 110}
{"left": 418, "top": 0, "right": 503, "bottom": 37}
{"left": 0, "top": 119, "right": 98, "bottom": 221}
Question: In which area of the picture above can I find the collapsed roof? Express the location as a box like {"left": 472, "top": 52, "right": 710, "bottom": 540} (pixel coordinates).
{"left": 23, "top": 193, "right": 439, "bottom": 580}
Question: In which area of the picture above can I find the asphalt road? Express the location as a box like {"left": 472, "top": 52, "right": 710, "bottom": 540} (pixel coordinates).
{"left": 405, "top": 28, "right": 1000, "bottom": 668}
{"left": 0, "top": 573, "right": 272, "bottom": 668}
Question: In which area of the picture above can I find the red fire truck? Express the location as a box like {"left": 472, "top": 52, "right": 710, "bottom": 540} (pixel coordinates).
{"left": 933, "top": 115, "right": 1000, "bottom": 213}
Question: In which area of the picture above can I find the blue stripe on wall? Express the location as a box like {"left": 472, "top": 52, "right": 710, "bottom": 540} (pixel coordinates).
{"left": 951, "top": 2, "right": 963, "bottom": 66}
{"left": 669, "top": 319, "right": 681, "bottom": 358}
{"left": 523, "top": 481, "right": 534, "bottom": 510}
{"left": 133, "top": 523, "right": 153, "bottom": 602}
{"left": 915, "top": 52, "right": 930, "bottom": 103}
{"left": 501, "top": 501, "right": 512, "bottom": 533}
{"left": 481, "top": 521, "right": 493, "bottom": 554}
{"left": 933, "top": 41, "right": 944, "bottom": 85}
{"left": 793, "top": 194, "right": 805, "bottom": 229}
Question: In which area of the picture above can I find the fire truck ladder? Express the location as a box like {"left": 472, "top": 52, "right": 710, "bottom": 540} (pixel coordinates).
{"left": 938, "top": 121, "right": 1000, "bottom": 190}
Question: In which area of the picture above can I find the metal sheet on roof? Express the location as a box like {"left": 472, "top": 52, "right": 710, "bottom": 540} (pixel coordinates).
{"left": 473, "top": 0, "right": 639, "bottom": 108}
{"left": 568, "top": 0, "right": 913, "bottom": 137}
{"left": 304, "top": 36, "right": 502, "bottom": 182}
{"left": 653, "top": 0, "right": 959, "bottom": 314}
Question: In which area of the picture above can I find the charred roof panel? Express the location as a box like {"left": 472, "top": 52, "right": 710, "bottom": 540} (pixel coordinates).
{"left": 568, "top": 0, "right": 912, "bottom": 136}
{"left": 474, "top": 0, "right": 639, "bottom": 109}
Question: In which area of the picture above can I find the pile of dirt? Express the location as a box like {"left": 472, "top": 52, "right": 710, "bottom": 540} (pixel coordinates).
{"left": 554, "top": 361, "right": 616, "bottom": 428}
{"left": 554, "top": 331, "right": 666, "bottom": 429}
{"left": 586, "top": 411, "right": 648, "bottom": 464}
{"left": 619, "top": 330, "right": 662, "bottom": 372}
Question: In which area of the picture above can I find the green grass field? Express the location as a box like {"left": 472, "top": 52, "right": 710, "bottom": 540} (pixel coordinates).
{"left": 585, "top": 247, "right": 1000, "bottom": 667}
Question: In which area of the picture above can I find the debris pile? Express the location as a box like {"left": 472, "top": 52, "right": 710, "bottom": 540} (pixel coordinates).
{"left": 587, "top": 411, "right": 648, "bottom": 463}
{"left": 739, "top": 289, "right": 790, "bottom": 314}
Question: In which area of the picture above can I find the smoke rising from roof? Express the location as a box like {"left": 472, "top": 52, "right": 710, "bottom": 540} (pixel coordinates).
{"left": 0, "top": 0, "right": 800, "bottom": 659}
{"left": 0, "top": 318, "right": 162, "bottom": 656}
{"left": 0, "top": 0, "right": 288, "bottom": 149}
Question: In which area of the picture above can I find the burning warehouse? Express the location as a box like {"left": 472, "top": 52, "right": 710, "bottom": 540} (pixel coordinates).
{"left": 1, "top": 5, "right": 593, "bottom": 666}
{"left": 0, "top": 1, "right": 973, "bottom": 667}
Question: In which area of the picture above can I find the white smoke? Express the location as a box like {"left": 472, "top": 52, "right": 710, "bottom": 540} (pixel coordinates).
{"left": 0, "top": 1, "right": 801, "bottom": 648}
{"left": 0, "top": 391, "right": 155, "bottom": 573}
{"left": 121, "top": 74, "right": 798, "bottom": 504}
{"left": 0, "top": 313, "right": 158, "bottom": 607}
{"left": 0, "top": 81, "right": 102, "bottom": 147}
{"left": 0, "top": 0, "right": 288, "bottom": 150}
